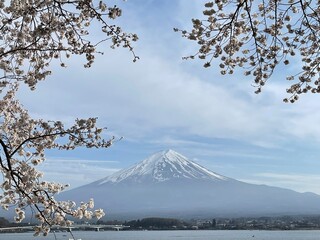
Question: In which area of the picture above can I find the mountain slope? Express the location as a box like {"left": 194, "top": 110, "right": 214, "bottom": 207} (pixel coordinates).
{"left": 96, "top": 149, "right": 229, "bottom": 185}
{"left": 60, "top": 150, "right": 320, "bottom": 219}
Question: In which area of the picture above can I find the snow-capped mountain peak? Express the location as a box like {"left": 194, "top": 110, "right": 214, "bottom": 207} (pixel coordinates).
{"left": 62, "top": 150, "right": 320, "bottom": 219}
{"left": 98, "top": 149, "right": 229, "bottom": 184}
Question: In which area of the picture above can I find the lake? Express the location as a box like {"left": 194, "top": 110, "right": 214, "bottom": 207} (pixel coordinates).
{"left": 2, "top": 230, "right": 320, "bottom": 240}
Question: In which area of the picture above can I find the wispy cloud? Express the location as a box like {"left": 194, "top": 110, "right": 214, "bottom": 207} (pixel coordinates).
{"left": 242, "top": 173, "right": 320, "bottom": 195}
{"left": 37, "top": 158, "right": 120, "bottom": 189}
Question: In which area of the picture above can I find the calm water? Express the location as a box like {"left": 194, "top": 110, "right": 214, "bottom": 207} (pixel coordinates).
{"left": 1, "top": 230, "right": 320, "bottom": 240}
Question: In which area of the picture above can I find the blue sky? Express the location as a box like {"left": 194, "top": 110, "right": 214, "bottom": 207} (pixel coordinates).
{"left": 17, "top": 0, "right": 320, "bottom": 194}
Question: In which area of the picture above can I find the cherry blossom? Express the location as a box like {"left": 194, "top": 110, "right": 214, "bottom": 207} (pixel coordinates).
{"left": 0, "top": 0, "right": 137, "bottom": 235}
{"left": 0, "top": 84, "right": 114, "bottom": 235}
{"left": 176, "top": 0, "right": 320, "bottom": 102}
{"left": 0, "top": 0, "right": 138, "bottom": 92}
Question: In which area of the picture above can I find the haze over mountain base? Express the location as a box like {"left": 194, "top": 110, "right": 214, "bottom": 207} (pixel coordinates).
{"left": 61, "top": 150, "right": 320, "bottom": 219}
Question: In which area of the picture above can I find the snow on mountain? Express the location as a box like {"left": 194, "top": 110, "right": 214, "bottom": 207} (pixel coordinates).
{"left": 60, "top": 150, "right": 320, "bottom": 219}
{"left": 97, "top": 149, "right": 228, "bottom": 184}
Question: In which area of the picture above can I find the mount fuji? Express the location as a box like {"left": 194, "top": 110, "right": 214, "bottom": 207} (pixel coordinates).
{"left": 61, "top": 150, "right": 320, "bottom": 219}
{"left": 97, "top": 149, "right": 229, "bottom": 184}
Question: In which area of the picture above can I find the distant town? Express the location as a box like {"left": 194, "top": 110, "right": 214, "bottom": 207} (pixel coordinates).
{"left": 3, "top": 215, "right": 320, "bottom": 232}
{"left": 107, "top": 215, "right": 320, "bottom": 231}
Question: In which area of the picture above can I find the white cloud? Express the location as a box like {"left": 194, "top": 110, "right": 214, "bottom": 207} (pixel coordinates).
{"left": 242, "top": 172, "right": 320, "bottom": 195}
{"left": 18, "top": 49, "right": 288, "bottom": 146}
{"left": 15, "top": 0, "right": 320, "bottom": 149}
{"left": 37, "top": 158, "right": 120, "bottom": 189}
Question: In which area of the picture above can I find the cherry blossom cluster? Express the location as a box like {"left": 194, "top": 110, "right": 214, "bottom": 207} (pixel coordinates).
{"left": 0, "top": 85, "right": 110, "bottom": 234}
{"left": 0, "top": 0, "right": 138, "bottom": 234}
{"left": 176, "top": 0, "right": 319, "bottom": 102}
{"left": 0, "top": 0, "right": 138, "bottom": 91}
